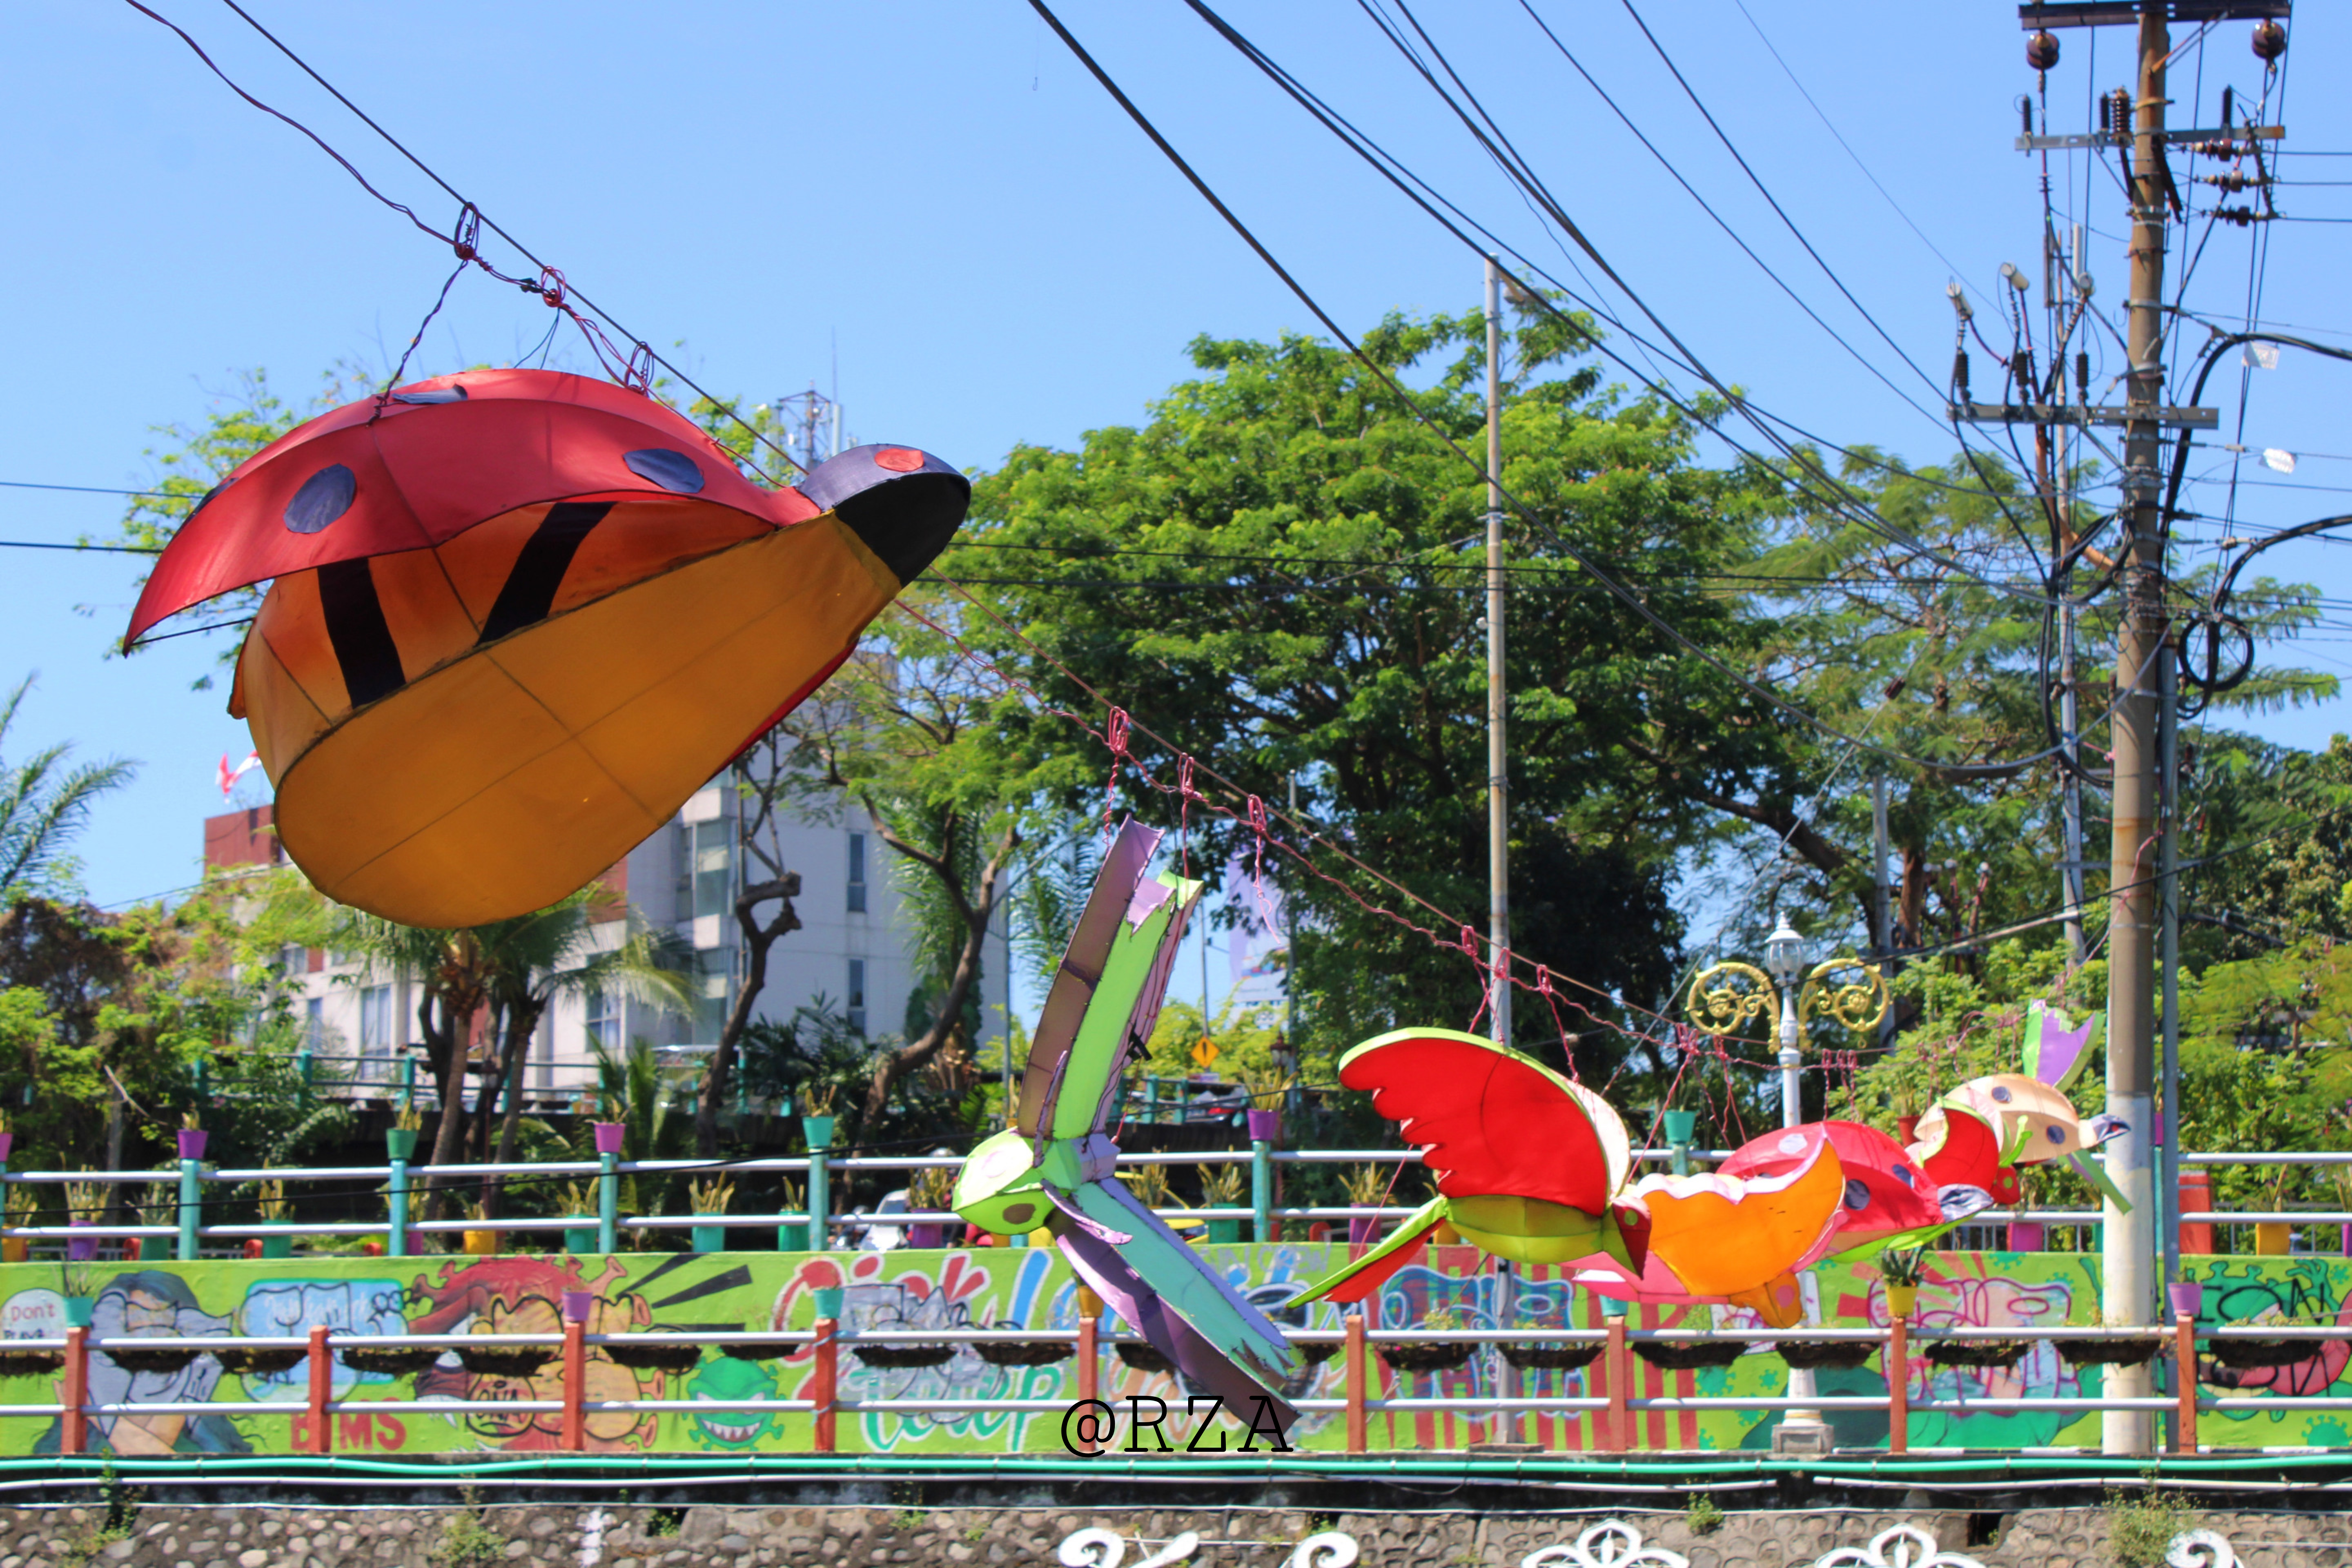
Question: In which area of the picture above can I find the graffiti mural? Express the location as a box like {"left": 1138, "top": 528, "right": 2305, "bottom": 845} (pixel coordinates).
{"left": 0, "top": 1246, "right": 2346, "bottom": 1454}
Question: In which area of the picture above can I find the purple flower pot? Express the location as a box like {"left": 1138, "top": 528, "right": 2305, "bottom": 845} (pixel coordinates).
{"left": 0, "top": 1132, "right": 15, "bottom": 1164}
{"left": 2168, "top": 1281, "right": 2204, "bottom": 1318}
{"left": 2007, "top": 1221, "right": 2046, "bottom": 1252}
{"left": 906, "top": 1223, "right": 945, "bottom": 1249}
{"left": 592, "top": 1122, "right": 624, "bottom": 1156}
{"left": 561, "top": 1290, "right": 594, "bottom": 1324}
{"left": 66, "top": 1221, "right": 96, "bottom": 1263}
{"left": 176, "top": 1129, "right": 208, "bottom": 1161}
{"left": 1246, "top": 1109, "right": 1279, "bottom": 1144}
{"left": 1348, "top": 1216, "right": 1378, "bottom": 1245}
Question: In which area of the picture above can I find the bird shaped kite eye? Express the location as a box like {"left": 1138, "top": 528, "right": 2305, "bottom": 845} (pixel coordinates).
{"left": 124, "top": 369, "right": 970, "bottom": 927}
{"left": 1843, "top": 1179, "right": 1871, "bottom": 1211}
{"left": 1990, "top": 1085, "right": 2014, "bottom": 1103}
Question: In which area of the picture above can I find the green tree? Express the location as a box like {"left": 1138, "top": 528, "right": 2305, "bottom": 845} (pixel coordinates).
{"left": 962, "top": 307, "right": 1786, "bottom": 1088}
{"left": 0, "top": 677, "right": 133, "bottom": 901}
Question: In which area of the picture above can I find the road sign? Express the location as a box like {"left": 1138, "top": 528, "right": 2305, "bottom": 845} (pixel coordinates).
{"left": 1190, "top": 1038, "right": 1220, "bottom": 1071}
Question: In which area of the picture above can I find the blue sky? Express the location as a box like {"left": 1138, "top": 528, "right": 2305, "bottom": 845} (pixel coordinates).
{"left": 4, "top": 0, "right": 2347, "bottom": 974}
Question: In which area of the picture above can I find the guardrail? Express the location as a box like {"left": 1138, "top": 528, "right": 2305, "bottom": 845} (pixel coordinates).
{"left": 10, "top": 1142, "right": 2352, "bottom": 1257}
{"left": 3, "top": 1314, "right": 2334, "bottom": 1458}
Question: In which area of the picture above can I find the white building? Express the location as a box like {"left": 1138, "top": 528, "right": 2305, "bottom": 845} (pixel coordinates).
{"left": 201, "top": 789, "right": 1012, "bottom": 1109}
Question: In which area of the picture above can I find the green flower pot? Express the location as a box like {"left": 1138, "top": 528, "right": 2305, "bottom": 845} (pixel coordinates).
{"left": 1208, "top": 1219, "right": 1242, "bottom": 1244}
{"left": 261, "top": 1218, "right": 296, "bottom": 1259}
{"left": 775, "top": 1219, "right": 808, "bottom": 1251}
{"left": 692, "top": 1224, "right": 726, "bottom": 1254}
{"left": 385, "top": 1128, "right": 418, "bottom": 1161}
{"left": 63, "top": 1298, "right": 94, "bottom": 1329}
{"left": 563, "top": 1219, "right": 598, "bottom": 1254}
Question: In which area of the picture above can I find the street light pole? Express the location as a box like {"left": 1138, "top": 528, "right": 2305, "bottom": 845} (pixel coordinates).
{"left": 1764, "top": 913, "right": 1829, "bottom": 1453}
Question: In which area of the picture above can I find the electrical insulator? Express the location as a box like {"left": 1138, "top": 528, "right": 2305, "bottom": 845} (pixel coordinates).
{"left": 2000, "top": 261, "right": 2029, "bottom": 294}
{"left": 1946, "top": 281, "right": 1973, "bottom": 323}
{"left": 2105, "top": 88, "right": 2133, "bottom": 143}
{"left": 2074, "top": 350, "right": 2089, "bottom": 404}
{"left": 2019, "top": 96, "right": 2034, "bottom": 137}
{"left": 2027, "top": 30, "right": 2060, "bottom": 71}
{"left": 2015, "top": 348, "right": 2037, "bottom": 401}
{"left": 1953, "top": 350, "right": 1971, "bottom": 401}
{"left": 2252, "top": 20, "right": 2286, "bottom": 62}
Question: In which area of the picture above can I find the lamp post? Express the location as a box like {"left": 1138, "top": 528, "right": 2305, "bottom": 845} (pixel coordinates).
{"left": 1683, "top": 916, "right": 1889, "bottom": 1457}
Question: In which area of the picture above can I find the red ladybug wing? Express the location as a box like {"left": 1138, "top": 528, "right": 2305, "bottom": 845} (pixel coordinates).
{"left": 125, "top": 369, "right": 816, "bottom": 646}
{"left": 1338, "top": 1029, "right": 1625, "bottom": 1214}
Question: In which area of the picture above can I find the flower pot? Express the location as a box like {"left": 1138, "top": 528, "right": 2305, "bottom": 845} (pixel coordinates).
{"left": 0, "top": 1239, "right": 27, "bottom": 1264}
{"left": 176, "top": 1129, "right": 208, "bottom": 1161}
{"left": 261, "top": 1218, "right": 296, "bottom": 1259}
{"left": 2341, "top": 1223, "right": 2351, "bottom": 1258}
{"left": 66, "top": 1222, "right": 96, "bottom": 1263}
{"left": 2007, "top": 1221, "right": 2046, "bottom": 1252}
{"left": 1632, "top": 1339, "right": 1753, "bottom": 1371}
{"left": 1347, "top": 1216, "right": 1377, "bottom": 1245}
{"left": 1661, "top": 1109, "right": 1698, "bottom": 1147}
{"left": 904, "top": 1223, "right": 944, "bottom": 1249}
{"left": 360, "top": 1240, "right": 384, "bottom": 1258}
{"left": 63, "top": 1298, "right": 93, "bottom": 1329}
{"left": 1208, "top": 1219, "right": 1242, "bottom": 1244}
{"left": 811, "top": 1286, "right": 844, "bottom": 1321}
{"left": 691, "top": 1224, "right": 726, "bottom": 1254}
{"left": 2168, "top": 1281, "right": 2204, "bottom": 1318}
{"left": 775, "top": 1220, "right": 808, "bottom": 1251}
{"left": 1246, "top": 1108, "right": 1280, "bottom": 1143}
{"left": 2255, "top": 1221, "right": 2293, "bottom": 1256}
{"left": 563, "top": 1219, "right": 598, "bottom": 1254}
{"left": 385, "top": 1128, "right": 418, "bottom": 1161}
{"left": 561, "top": 1290, "right": 594, "bottom": 1324}
{"left": 243, "top": 1239, "right": 263, "bottom": 1259}
{"left": 592, "top": 1122, "right": 625, "bottom": 1156}
{"left": 1896, "top": 1115, "right": 1922, "bottom": 1144}
{"left": 1884, "top": 1283, "right": 1919, "bottom": 1319}
{"left": 800, "top": 1114, "right": 836, "bottom": 1149}
{"left": 1430, "top": 1219, "right": 1461, "bottom": 1246}
{"left": 462, "top": 1229, "right": 500, "bottom": 1255}
{"left": 0, "top": 1132, "right": 15, "bottom": 1163}
{"left": 1381, "top": 1341, "right": 1476, "bottom": 1374}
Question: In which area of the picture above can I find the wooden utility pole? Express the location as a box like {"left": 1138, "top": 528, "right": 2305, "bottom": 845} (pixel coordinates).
{"left": 2097, "top": 2, "right": 2170, "bottom": 1457}
{"left": 1485, "top": 257, "right": 1511, "bottom": 1048}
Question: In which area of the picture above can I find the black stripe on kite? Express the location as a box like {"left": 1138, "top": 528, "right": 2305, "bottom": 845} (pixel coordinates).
{"left": 648, "top": 1264, "right": 755, "bottom": 1311}
{"left": 479, "top": 501, "right": 614, "bottom": 643}
{"left": 317, "top": 559, "right": 406, "bottom": 707}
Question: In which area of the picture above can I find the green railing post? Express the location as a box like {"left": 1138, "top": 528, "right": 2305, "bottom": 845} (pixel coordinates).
{"left": 401, "top": 1055, "right": 417, "bottom": 1103}
{"left": 1144, "top": 1076, "right": 1160, "bottom": 1126}
{"left": 297, "top": 1049, "right": 314, "bottom": 1091}
{"left": 177, "top": 1158, "right": 201, "bottom": 1261}
{"left": 388, "top": 1157, "right": 410, "bottom": 1257}
{"left": 807, "top": 1140, "right": 832, "bottom": 1253}
{"left": 597, "top": 1152, "right": 620, "bottom": 1254}
{"left": 1250, "top": 1140, "right": 1272, "bottom": 1242}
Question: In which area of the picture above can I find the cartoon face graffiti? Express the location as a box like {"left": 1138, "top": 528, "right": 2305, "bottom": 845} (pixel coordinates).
{"left": 409, "top": 1256, "right": 657, "bottom": 1452}
{"left": 686, "top": 1355, "right": 780, "bottom": 1449}
{"left": 31, "top": 1272, "right": 249, "bottom": 1457}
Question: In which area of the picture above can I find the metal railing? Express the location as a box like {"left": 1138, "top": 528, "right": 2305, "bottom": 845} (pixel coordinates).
{"left": 3, "top": 1313, "right": 2337, "bottom": 1457}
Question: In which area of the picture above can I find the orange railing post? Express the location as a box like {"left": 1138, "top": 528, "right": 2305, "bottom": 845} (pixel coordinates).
{"left": 1600, "top": 1317, "right": 1630, "bottom": 1453}
{"left": 1344, "top": 1311, "right": 1367, "bottom": 1454}
{"left": 812, "top": 1316, "right": 838, "bottom": 1454}
{"left": 1887, "top": 1314, "right": 1908, "bottom": 1456}
{"left": 1076, "top": 1312, "right": 1100, "bottom": 1455}
{"left": 305, "top": 1325, "right": 332, "bottom": 1454}
{"left": 560, "top": 1318, "right": 586, "bottom": 1452}
{"left": 2174, "top": 1312, "right": 2199, "bottom": 1455}
{"left": 61, "top": 1326, "right": 87, "bottom": 1455}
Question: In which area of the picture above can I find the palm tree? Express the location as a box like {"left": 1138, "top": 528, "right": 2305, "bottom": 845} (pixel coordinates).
{"left": 585, "top": 1036, "right": 695, "bottom": 1241}
{"left": 333, "top": 889, "right": 695, "bottom": 1223}
{"left": 0, "top": 674, "right": 134, "bottom": 899}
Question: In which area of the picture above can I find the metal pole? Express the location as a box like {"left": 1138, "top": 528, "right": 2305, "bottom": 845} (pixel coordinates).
{"left": 597, "top": 1151, "right": 620, "bottom": 1255}
{"left": 2060, "top": 592, "right": 2089, "bottom": 971}
{"left": 387, "top": 1156, "right": 410, "bottom": 1258}
{"left": 177, "top": 1158, "right": 201, "bottom": 1262}
{"left": 2160, "top": 635, "right": 2182, "bottom": 1298}
{"left": 1485, "top": 257, "right": 1512, "bottom": 1047}
{"left": 1775, "top": 977, "right": 1826, "bottom": 1449}
{"left": 1871, "top": 774, "right": 1895, "bottom": 1052}
{"left": 2102, "top": 2, "right": 2171, "bottom": 1456}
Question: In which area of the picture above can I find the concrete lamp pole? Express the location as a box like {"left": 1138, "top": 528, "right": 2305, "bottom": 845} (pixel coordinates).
{"left": 1764, "top": 914, "right": 1831, "bottom": 1454}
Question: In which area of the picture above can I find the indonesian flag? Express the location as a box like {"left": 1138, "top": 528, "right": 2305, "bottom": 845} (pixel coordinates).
{"left": 218, "top": 751, "right": 262, "bottom": 799}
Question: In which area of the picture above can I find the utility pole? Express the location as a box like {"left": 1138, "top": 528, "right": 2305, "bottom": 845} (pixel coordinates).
{"left": 2094, "top": 2, "right": 2171, "bottom": 1457}
{"left": 1485, "top": 258, "right": 1512, "bottom": 1049}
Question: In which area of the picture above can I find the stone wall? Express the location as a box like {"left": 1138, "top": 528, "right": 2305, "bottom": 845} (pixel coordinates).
{"left": 2, "top": 1501, "right": 2343, "bottom": 1568}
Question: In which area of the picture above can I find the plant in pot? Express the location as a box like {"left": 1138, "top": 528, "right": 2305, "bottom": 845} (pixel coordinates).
{"left": 1878, "top": 1246, "right": 1926, "bottom": 1320}
{"left": 132, "top": 1175, "right": 176, "bottom": 1263}
{"left": 1200, "top": 1160, "right": 1246, "bottom": 1245}
{"left": 559, "top": 1179, "right": 600, "bottom": 1255}
{"left": 1240, "top": 1068, "right": 1291, "bottom": 1145}
{"left": 799, "top": 1082, "right": 839, "bottom": 1153}
{"left": 256, "top": 1179, "right": 297, "bottom": 1259}
{"left": 1632, "top": 1305, "right": 1752, "bottom": 1370}
{"left": 461, "top": 1195, "right": 500, "bottom": 1257}
{"left": 1498, "top": 1315, "right": 1602, "bottom": 1373}
{"left": 0, "top": 1181, "right": 32, "bottom": 1265}
{"left": 720, "top": 1316, "right": 782, "bottom": 1362}
{"left": 772, "top": 1174, "right": 808, "bottom": 1252}
{"left": 688, "top": 1172, "right": 736, "bottom": 1254}
{"left": 1381, "top": 1303, "right": 1477, "bottom": 1374}
{"left": 854, "top": 1313, "right": 955, "bottom": 1370}
{"left": 176, "top": 1109, "right": 207, "bottom": 1163}
{"left": 62, "top": 1173, "right": 100, "bottom": 1262}
{"left": 0, "top": 1107, "right": 13, "bottom": 1167}
{"left": 2254, "top": 1165, "right": 2295, "bottom": 1256}
{"left": 603, "top": 1327, "right": 705, "bottom": 1376}
{"left": 904, "top": 1167, "right": 953, "bottom": 1250}
{"left": 387, "top": 1099, "right": 422, "bottom": 1161}
{"left": 1341, "top": 1163, "right": 1388, "bottom": 1245}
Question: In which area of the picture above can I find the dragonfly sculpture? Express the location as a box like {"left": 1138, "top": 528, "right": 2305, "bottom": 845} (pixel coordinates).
{"left": 952, "top": 820, "right": 1300, "bottom": 1428}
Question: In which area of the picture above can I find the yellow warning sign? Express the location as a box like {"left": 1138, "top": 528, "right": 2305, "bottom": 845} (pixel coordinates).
{"left": 1190, "top": 1038, "right": 1220, "bottom": 1071}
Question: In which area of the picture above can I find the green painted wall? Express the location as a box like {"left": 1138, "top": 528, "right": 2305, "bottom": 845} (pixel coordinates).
{"left": 0, "top": 1244, "right": 2337, "bottom": 1456}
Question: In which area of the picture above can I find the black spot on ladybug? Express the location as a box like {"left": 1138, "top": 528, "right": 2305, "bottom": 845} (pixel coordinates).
{"left": 1990, "top": 1085, "right": 2013, "bottom": 1103}
{"left": 1894, "top": 1166, "right": 1915, "bottom": 1187}
{"left": 2047, "top": 1125, "right": 2065, "bottom": 1143}
{"left": 1843, "top": 1179, "right": 1871, "bottom": 1211}
{"left": 625, "top": 448, "right": 705, "bottom": 494}
{"left": 1002, "top": 1203, "right": 1035, "bottom": 1226}
{"left": 284, "top": 464, "right": 356, "bottom": 534}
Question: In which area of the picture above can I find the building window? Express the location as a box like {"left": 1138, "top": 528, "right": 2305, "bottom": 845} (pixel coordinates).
{"left": 697, "top": 951, "right": 731, "bottom": 1044}
{"left": 305, "top": 997, "right": 325, "bottom": 1051}
{"left": 359, "top": 984, "right": 392, "bottom": 1081}
{"left": 584, "top": 984, "right": 621, "bottom": 1054}
{"left": 847, "top": 831, "right": 867, "bottom": 914}
{"left": 691, "top": 820, "right": 733, "bottom": 920}
{"left": 847, "top": 958, "right": 867, "bottom": 1036}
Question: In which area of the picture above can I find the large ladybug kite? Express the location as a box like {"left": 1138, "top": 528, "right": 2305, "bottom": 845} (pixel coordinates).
{"left": 125, "top": 369, "right": 966, "bottom": 927}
